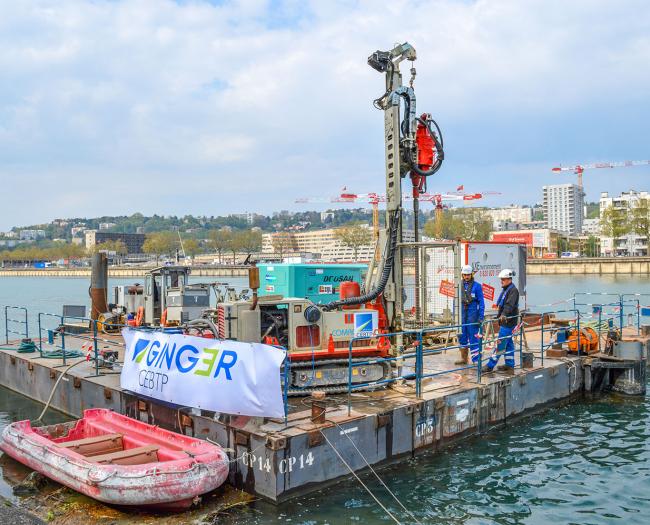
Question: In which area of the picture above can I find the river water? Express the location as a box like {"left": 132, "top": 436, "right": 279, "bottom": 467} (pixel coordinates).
{"left": 1, "top": 274, "right": 650, "bottom": 524}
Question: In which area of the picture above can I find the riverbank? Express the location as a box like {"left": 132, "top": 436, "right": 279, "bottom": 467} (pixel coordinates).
{"left": 0, "top": 265, "right": 249, "bottom": 278}
{"left": 527, "top": 256, "right": 650, "bottom": 275}
{"left": 3, "top": 256, "right": 650, "bottom": 277}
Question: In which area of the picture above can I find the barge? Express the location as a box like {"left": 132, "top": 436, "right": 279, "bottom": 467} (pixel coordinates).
{"left": 0, "top": 321, "right": 646, "bottom": 502}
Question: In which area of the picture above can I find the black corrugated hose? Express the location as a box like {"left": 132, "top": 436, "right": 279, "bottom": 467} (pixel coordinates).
{"left": 321, "top": 210, "right": 400, "bottom": 311}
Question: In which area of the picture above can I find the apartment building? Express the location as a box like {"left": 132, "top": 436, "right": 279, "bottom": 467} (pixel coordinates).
{"left": 542, "top": 183, "right": 584, "bottom": 235}
{"left": 85, "top": 231, "right": 146, "bottom": 254}
{"left": 599, "top": 190, "right": 650, "bottom": 256}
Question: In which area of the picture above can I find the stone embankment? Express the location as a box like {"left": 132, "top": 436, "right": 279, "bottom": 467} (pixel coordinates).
{"left": 0, "top": 265, "right": 249, "bottom": 278}
{"left": 527, "top": 256, "right": 650, "bottom": 275}
{"left": 2, "top": 257, "right": 650, "bottom": 277}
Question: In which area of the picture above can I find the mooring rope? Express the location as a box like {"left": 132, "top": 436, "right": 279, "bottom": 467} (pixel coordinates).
{"left": 34, "top": 359, "right": 88, "bottom": 424}
{"left": 318, "top": 428, "right": 403, "bottom": 525}
{"left": 329, "top": 419, "right": 422, "bottom": 524}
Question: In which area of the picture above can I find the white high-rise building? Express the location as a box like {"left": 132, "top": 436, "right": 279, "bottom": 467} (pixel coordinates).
{"left": 600, "top": 190, "right": 650, "bottom": 256}
{"left": 542, "top": 183, "right": 584, "bottom": 235}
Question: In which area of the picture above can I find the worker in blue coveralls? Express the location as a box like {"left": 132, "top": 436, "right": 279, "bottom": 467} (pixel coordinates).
{"left": 456, "top": 265, "right": 485, "bottom": 365}
{"left": 485, "top": 268, "right": 520, "bottom": 374}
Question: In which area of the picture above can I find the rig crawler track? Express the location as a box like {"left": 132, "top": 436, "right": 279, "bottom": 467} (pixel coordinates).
{"left": 285, "top": 357, "right": 392, "bottom": 395}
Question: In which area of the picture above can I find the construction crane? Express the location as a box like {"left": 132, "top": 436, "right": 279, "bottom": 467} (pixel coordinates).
{"left": 295, "top": 188, "right": 492, "bottom": 242}
{"left": 552, "top": 160, "right": 650, "bottom": 190}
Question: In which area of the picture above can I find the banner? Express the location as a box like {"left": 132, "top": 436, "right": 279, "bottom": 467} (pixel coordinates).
{"left": 121, "top": 329, "right": 286, "bottom": 418}
{"left": 439, "top": 279, "right": 456, "bottom": 298}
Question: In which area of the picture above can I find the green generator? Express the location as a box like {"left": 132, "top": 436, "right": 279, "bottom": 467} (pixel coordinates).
{"left": 257, "top": 263, "right": 368, "bottom": 304}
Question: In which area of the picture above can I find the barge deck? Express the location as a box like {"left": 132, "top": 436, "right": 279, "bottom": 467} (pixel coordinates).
{"left": 1, "top": 326, "right": 646, "bottom": 503}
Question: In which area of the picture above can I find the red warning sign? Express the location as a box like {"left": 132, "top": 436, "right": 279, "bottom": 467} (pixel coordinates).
{"left": 439, "top": 279, "right": 455, "bottom": 298}
{"left": 482, "top": 283, "right": 495, "bottom": 302}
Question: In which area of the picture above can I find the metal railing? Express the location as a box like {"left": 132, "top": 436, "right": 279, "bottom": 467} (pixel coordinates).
{"left": 539, "top": 309, "right": 582, "bottom": 365}
{"left": 7, "top": 295, "right": 646, "bottom": 423}
{"left": 572, "top": 292, "right": 646, "bottom": 334}
{"left": 4, "top": 306, "right": 28, "bottom": 344}
{"left": 345, "top": 314, "right": 526, "bottom": 415}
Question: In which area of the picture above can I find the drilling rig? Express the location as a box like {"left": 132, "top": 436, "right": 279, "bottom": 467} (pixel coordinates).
{"left": 199, "top": 43, "right": 444, "bottom": 394}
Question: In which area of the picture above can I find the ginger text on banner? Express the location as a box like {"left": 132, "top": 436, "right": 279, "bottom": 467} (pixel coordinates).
{"left": 121, "top": 329, "right": 286, "bottom": 418}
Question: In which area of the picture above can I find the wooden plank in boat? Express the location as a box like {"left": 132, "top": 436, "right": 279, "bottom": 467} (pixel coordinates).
{"left": 57, "top": 433, "right": 123, "bottom": 457}
{"left": 91, "top": 445, "right": 159, "bottom": 465}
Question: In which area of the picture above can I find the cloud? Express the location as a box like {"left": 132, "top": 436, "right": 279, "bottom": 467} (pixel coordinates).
{"left": 0, "top": 0, "right": 649, "bottom": 229}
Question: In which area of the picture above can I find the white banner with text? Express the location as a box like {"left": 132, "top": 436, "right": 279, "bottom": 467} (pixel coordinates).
{"left": 121, "top": 329, "right": 286, "bottom": 418}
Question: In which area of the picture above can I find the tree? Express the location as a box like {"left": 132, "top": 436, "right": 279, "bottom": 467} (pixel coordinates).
{"left": 235, "top": 230, "right": 262, "bottom": 256}
{"left": 600, "top": 205, "right": 629, "bottom": 239}
{"left": 335, "top": 223, "right": 372, "bottom": 260}
{"left": 89, "top": 239, "right": 127, "bottom": 256}
{"left": 182, "top": 238, "right": 201, "bottom": 257}
{"left": 585, "top": 235, "right": 599, "bottom": 257}
{"left": 423, "top": 208, "right": 492, "bottom": 241}
{"left": 271, "top": 232, "right": 296, "bottom": 259}
{"left": 143, "top": 232, "right": 178, "bottom": 263}
{"left": 586, "top": 202, "right": 600, "bottom": 219}
{"left": 209, "top": 229, "right": 233, "bottom": 263}
{"left": 630, "top": 198, "right": 650, "bottom": 242}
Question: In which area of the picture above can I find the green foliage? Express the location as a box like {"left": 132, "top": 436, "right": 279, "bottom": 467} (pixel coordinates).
{"left": 585, "top": 235, "right": 599, "bottom": 257}
{"left": 89, "top": 239, "right": 127, "bottom": 255}
{"left": 557, "top": 237, "right": 570, "bottom": 253}
{"left": 142, "top": 231, "right": 178, "bottom": 260}
{"left": 600, "top": 205, "right": 629, "bottom": 238}
{"left": 630, "top": 198, "right": 650, "bottom": 239}
{"left": 585, "top": 202, "right": 600, "bottom": 219}
{"left": 0, "top": 243, "right": 86, "bottom": 263}
{"left": 182, "top": 238, "right": 201, "bottom": 257}
{"left": 423, "top": 208, "right": 493, "bottom": 241}
{"left": 234, "top": 230, "right": 263, "bottom": 254}
{"left": 209, "top": 229, "right": 234, "bottom": 262}
{"left": 9, "top": 209, "right": 374, "bottom": 241}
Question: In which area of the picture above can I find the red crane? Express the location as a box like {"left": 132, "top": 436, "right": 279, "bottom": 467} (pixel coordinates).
{"left": 296, "top": 188, "right": 499, "bottom": 241}
{"left": 551, "top": 160, "right": 650, "bottom": 189}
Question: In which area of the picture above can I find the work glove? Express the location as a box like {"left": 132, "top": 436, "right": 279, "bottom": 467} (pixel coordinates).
{"left": 499, "top": 315, "right": 507, "bottom": 325}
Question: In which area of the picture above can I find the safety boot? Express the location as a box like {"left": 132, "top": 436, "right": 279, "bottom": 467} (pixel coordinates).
{"left": 455, "top": 347, "right": 469, "bottom": 365}
{"left": 496, "top": 365, "right": 515, "bottom": 375}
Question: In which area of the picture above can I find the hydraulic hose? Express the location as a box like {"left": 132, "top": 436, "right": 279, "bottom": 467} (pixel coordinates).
{"left": 185, "top": 317, "right": 220, "bottom": 338}
{"left": 322, "top": 210, "right": 401, "bottom": 311}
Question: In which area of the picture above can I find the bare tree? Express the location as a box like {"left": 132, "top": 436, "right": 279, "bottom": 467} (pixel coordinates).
{"left": 209, "top": 229, "right": 233, "bottom": 263}
{"left": 271, "top": 232, "right": 296, "bottom": 259}
{"left": 335, "top": 223, "right": 372, "bottom": 260}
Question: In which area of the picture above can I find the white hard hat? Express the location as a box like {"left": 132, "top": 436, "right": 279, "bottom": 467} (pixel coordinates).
{"left": 498, "top": 268, "right": 515, "bottom": 279}
{"left": 461, "top": 265, "right": 473, "bottom": 275}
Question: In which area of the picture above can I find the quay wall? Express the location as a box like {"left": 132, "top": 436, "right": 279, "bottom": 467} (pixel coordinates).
{"left": 2, "top": 257, "right": 650, "bottom": 278}
{"left": 0, "top": 265, "right": 249, "bottom": 278}
{"left": 527, "top": 256, "right": 650, "bottom": 275}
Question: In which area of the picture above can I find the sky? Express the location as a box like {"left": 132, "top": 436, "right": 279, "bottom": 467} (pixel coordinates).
{"left": 1, "top": 0, "right": 649, "bottom": 230}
